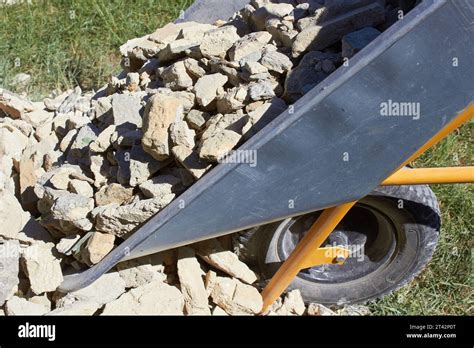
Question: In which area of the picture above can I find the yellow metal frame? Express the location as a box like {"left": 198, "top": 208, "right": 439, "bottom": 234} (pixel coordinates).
{"left": 260, "top": 103, "right": 474, "bottom": 313}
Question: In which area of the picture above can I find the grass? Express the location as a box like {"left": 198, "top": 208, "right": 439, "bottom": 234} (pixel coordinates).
{"left": 0, "top": 0, "right": 192, "bottom": 100}
{"left": 370, "top": 122, "right": 473, "bottom": 315}
{"left": 0, "top": 0, "right": 472, "bottom": 315}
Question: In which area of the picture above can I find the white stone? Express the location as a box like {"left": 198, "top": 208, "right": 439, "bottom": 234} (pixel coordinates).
{"left": 210, "top": 277, "right": 262, "bottom": 315}
{"left": 5, "top": 296, "right": 50, "bottom": 316}
{"left": 196, "top": 239, "right": 257, "bottom": 284}
{"left": 22, "top": 242, "right": 63, "bottom": 295}
{"left": 177, "top": 247, "right": 210, "bottom": 315}
{"left": 101, "top": 281, "right": 184, "bottom": 315}
{"left": 194, "top": 73, "right": 228, "bottom": 107}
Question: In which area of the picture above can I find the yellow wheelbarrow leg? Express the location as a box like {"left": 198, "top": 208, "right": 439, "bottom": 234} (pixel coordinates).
{"left": 260, "top": 201, "right": 356, "bottom": 313}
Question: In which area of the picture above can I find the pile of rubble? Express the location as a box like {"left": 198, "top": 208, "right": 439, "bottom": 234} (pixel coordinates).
{"left": 0, "top": 0, "right": 401, "bottom": 315}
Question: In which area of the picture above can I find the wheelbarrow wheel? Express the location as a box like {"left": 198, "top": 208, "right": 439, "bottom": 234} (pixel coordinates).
{"left": 234, "top": 185, "right": 441, "bottom": 305}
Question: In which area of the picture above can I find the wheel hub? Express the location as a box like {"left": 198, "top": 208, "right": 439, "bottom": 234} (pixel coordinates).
{"left": 276, "top": 204, "right": 398, "bottom": 283}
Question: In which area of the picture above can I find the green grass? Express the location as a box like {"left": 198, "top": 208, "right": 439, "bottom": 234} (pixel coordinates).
{"left": 0, "top": 0, "right": 192, "bottom": 100}
{"left": 0, "top": 0, "right": 472, "bottom": 315}
{"left": 370, "top": 122, "right": 473, "bottom": 315}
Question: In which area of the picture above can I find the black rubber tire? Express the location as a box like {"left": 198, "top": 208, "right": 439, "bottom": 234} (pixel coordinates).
{"left": 234, "top": 185, "right": 441, "bottom": 305}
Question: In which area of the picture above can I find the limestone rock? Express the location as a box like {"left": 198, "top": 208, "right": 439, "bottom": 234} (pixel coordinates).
{"left": 337, "top": 304, "right": 371, "bottom": 316}
{"left": 95, "top": 183, "right": 134, "bottom": 206}
{"left": 142, "top": 94, "right": 184, "bottom": 160}
{"left": 51, "top": 193, "right": 94, "bottom": 231}
{"left": 172, "top": 145, "right": 211, "bottom": 179}
{"left": 116, "top": 256, "right": 166, "bottom": 288}
{"left": 274, "top": 289, "right": 306, "bottom": 315}
{"left": 111, "top": 93, "right": 143, "bottom": 128}
{"left": 68, "top": 179, "right": 94, "bottom": 198}
{"left": 195, "top": 239, "right": 257, "bottom": 284}
{"left": 292, "top": 1, "right": 385, "bottom": 57}
{"left": 57, "top": 272, "right": 126, "bottom": 307}
{"left": 0, "top": 192, "right": 31, "bottom": 239}
{"left": 198, "top": 129, "right": 241, "bottom": 161}
{"left": 81, "top": 232, "right": 115, "bottom": 265}
{"left": 261, "top": 50, "right": 293, "bottom": 74}
{"left": 307, "top": 303, "right": 336, "bottom": 316}
{"left": 5, "top": 296, "right": 50, "bottom": 316}
{"left": 200, "top": 25, "right": 240, "bottom": 58}
{"left": 101, "top": 280, "right": 184, "bottom": 315}
{"left": 0, "top": 240, "right": 20, "bottom": 305}
{"left": 161, "top": 61, "right": 194, "bottom": 91}
{"left": 252, "top": 3, "right": 295, "bottom": 31}
{"left": 138, "top": 175, "right": 181, "bottom": 199}
{"left": 89, "top": 125, "right": 116, "bottom": 153}
{"left": 248, "top": 80, "right": 275, "bottom": 101}
{"left": 177, "top": 247, "right": 210, "bottom": 315}
{"left": 47, "top": 301, "right": 101, "bottom": 316}
{"left": 194, "top": 73, "right": 228, "bottom": 107}
{"left": 169, "top": 121, "right": 196, "bottom": 149}
{"left": 0, "top": 89, "right": 35, "bottom": 119}
{"left": 229, "top": 31, "right": 272, "bottom": 62}
{"left": 95, "top": 197, "right": 173, "bottom": 237}
{"left": 55, "top": 234, "right": 80, "bottom": 255}
{"left": 22, "top": 242, "right": 63, "bottom": 295}
{"left": 210, "top": 277, "right": 262, "bottom": 315}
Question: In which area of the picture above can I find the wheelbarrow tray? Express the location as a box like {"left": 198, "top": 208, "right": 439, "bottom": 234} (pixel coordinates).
{"left": 60, "top": 0, "right": 474, "bottom": 292}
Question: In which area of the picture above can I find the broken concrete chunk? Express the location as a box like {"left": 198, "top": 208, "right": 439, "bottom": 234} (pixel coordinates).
{"left": 142, "top": 94, "right": 184, "bottom": 161}
{"left": 169, "top": 120, "right": 196, "bottom": 149}
{"left": 101, "top": 280, "right": 184, "bottom": 315}
{"left": 22, "top": 242, "right": 63, "bottom": 295}
{"left": 177, "top": 247, "right": 210, "bottom": 315}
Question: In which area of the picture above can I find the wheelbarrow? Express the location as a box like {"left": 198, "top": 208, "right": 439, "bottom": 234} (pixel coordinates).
{"left": 59, "top": 0, "right": 474, "bottom": 313}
